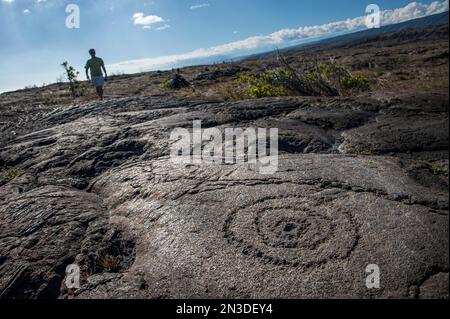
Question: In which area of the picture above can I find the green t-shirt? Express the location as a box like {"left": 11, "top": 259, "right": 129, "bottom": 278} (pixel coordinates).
{"left": 85, "top": 57, "right": 104, "bottom": 77}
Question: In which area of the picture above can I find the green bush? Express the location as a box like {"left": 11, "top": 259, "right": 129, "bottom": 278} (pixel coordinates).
{"left": 340, "top": 75, "right": 370, "bottom": 92}
{"left": 427, "top": 162, "right": 449, "bottom": 175}
{"left": 232, "top": 61, "right": 370, "bottom": 99}
{"left": 260, "top": 72, "right": 277, "bottom": 83}
{"left": 235, "top": 72, "right": 288, "bottom": 98}
{"left": 235, "top": 74, "right": 258, "bottom": 85}
{"left": 305, "top": 72, "right": 318, "bottom": 82}
{"left": 316, "top": 62, "right": 370, "bottom": 95}
{"left": 274, "top": 67, "right": 295, "bottom": 79}
{"left": 260, "top": 68, "right": 294, "bottom": 83}
{"left": 161, "top": 79, "right": 170, "bottom": 89}
{"left": 318, "top": 63, "right": 348, "bottom": 81}
{"left": 248, "top": 84, "right": 287, "bottom": 98}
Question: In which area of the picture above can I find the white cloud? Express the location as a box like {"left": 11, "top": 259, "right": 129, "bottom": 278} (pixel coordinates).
{"left": 1, "top": 0, "right": 15, "bottom": 3}
{"left": 190, "top": 3, "right": 210, "bottom": 10}
{"left": 380, "top": 0, "right": 449, "bottom": 24}
{"left": 156, "top": 24, "right": 171, "bottom": 31}
{"left": 110, "top": 1, "right": 449, "bottom": 74}
{"left": 132, "top": 12, "right": 164, "bottom": 27}
{"left": 23, "top": 9, "right": 30, "bottom": 14}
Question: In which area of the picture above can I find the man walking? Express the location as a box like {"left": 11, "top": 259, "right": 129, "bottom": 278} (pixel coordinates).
{"left": 85, "top": 49, "right": 107, "bottom": 100}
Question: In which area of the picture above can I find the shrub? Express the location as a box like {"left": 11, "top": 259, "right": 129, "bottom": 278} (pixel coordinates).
{"left": 305, "top": 72, "right": 318, "bottom": 82}
{"left": 235, "top": 74, "right": 258, "bottom": 85}
{"left": 427, "top": 162, "right": 449, "bottom": 175}
{"left": 98, "top": 255, "right": 122, "bottom": 273}
{"left": 315, "top": 62, "right": 370, "bottom": 95}
{"left": 234, "top": 73, "right": 288, "bottom": 98}
{"left": 161, "top": 74, "right": 190, "bottom": 89}
{"left": 230, "top": 53, "right": 371, "bottom": 99}
{"left": 274, "top": 67, "right": 295, "bottom": 79}
{"left": 61, "top": 61, "right": 81, "bottom": 98}
{"left": 248, "top": 84, "right": 287, "bottom": 98}
{"left": 23, "top": 84, "right": 38, "bottom": 90}
{"left": 277, "top": 50, "right": 371, "bottom": 96}
{"left": 340, "top": 75, "right": 370, "bottom": 92}
{"left": 318, "top": 63, "right": 348, "bottom": 81}
{"left": 161, "top": 79, "right": 170, "bottom": 89}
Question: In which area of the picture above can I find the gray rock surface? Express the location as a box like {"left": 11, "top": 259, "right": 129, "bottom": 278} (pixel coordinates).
{"left": 0, "top": 94, "right": 448, "bottom": 299}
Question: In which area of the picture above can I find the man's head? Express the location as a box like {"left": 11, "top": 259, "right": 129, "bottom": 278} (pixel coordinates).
{"left": 89, "top": 49, "right": 96, "bottom": 57}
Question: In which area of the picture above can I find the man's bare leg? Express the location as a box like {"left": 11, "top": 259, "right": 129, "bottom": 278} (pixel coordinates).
{"left": 95, "top": 86, "right": 104, "bottom": 100}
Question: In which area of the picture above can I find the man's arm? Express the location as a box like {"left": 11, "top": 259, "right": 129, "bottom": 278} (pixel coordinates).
{"left": 101, "top": 59, "right": 107, "bottom": 80}
{"left": 85, "top": 62, "right": 90, "bottom": 80}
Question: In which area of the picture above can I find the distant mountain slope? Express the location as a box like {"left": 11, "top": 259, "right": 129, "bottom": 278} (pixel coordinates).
{"left": 354, "top": 11, "right": 448, "bottom": 35}
{"left": 245, "top": 12, "right": 449, "bottom": 59}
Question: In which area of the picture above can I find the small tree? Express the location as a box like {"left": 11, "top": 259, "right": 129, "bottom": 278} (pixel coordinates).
{"left": 61, "top": 61, "right": 80, "bottom": 98}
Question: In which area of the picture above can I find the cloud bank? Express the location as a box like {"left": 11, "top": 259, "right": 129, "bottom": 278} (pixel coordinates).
{"left": 109, "top": 1, "right": 449, "bottom": 73}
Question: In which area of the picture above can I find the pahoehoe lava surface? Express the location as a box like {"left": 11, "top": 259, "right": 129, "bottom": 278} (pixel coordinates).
{"left": 0, "top": 92, "right": 448, "bottom": 299}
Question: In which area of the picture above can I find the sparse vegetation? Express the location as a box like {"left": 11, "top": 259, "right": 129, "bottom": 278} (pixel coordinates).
{"left": 235, "top": 73, "right": 288, "bottom": 98}
{"left": 282, "top": 57, "right": 370, "bottom": 96}
{"left": 318, "top": 62, "right": 349, "bottom": 81}
{"left": 0, "top": 167, "right": 24, "bottom": 184}
{"left": 228, "top": 52, "right": 371, "bottom": 100}
{"left": 248, "top": 83, "right": 287, "bottom": 98}
{"left": 161, "top": 79, "right": 171, "bottom": 89}
{"left": 98, "top": 254, "right": 122, "bottom": 273}
{"left": 340, "top": 75, "right": 370, "bottom": 94}
{"left": 161, "top": 74, "right": 190, "bottom": 89}
{"left": 23, "top": 84, "right": 38, "bottom": 90}
{"left": 61, "top": 61, "right": 85, "bottom": 98}
{"left": 427, "top": 162, "right": 449, "bottom": 175}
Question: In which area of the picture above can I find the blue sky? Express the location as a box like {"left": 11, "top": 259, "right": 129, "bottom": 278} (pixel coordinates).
{"left": 0, "top": 0, "right": 448, "bottom": 92}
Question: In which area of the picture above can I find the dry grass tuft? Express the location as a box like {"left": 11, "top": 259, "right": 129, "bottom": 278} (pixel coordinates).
{"left": 98, "top": 255, "right": 122, "bottom": 273}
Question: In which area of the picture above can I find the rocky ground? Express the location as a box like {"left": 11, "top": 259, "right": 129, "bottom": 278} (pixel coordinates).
{"left": 0, "top": 24, "right": 448, "bottom": 299}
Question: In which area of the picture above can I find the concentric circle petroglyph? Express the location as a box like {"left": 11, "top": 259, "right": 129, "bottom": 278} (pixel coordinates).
{"left": 223, "top": 194, "right": 359, "bottom": 267}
